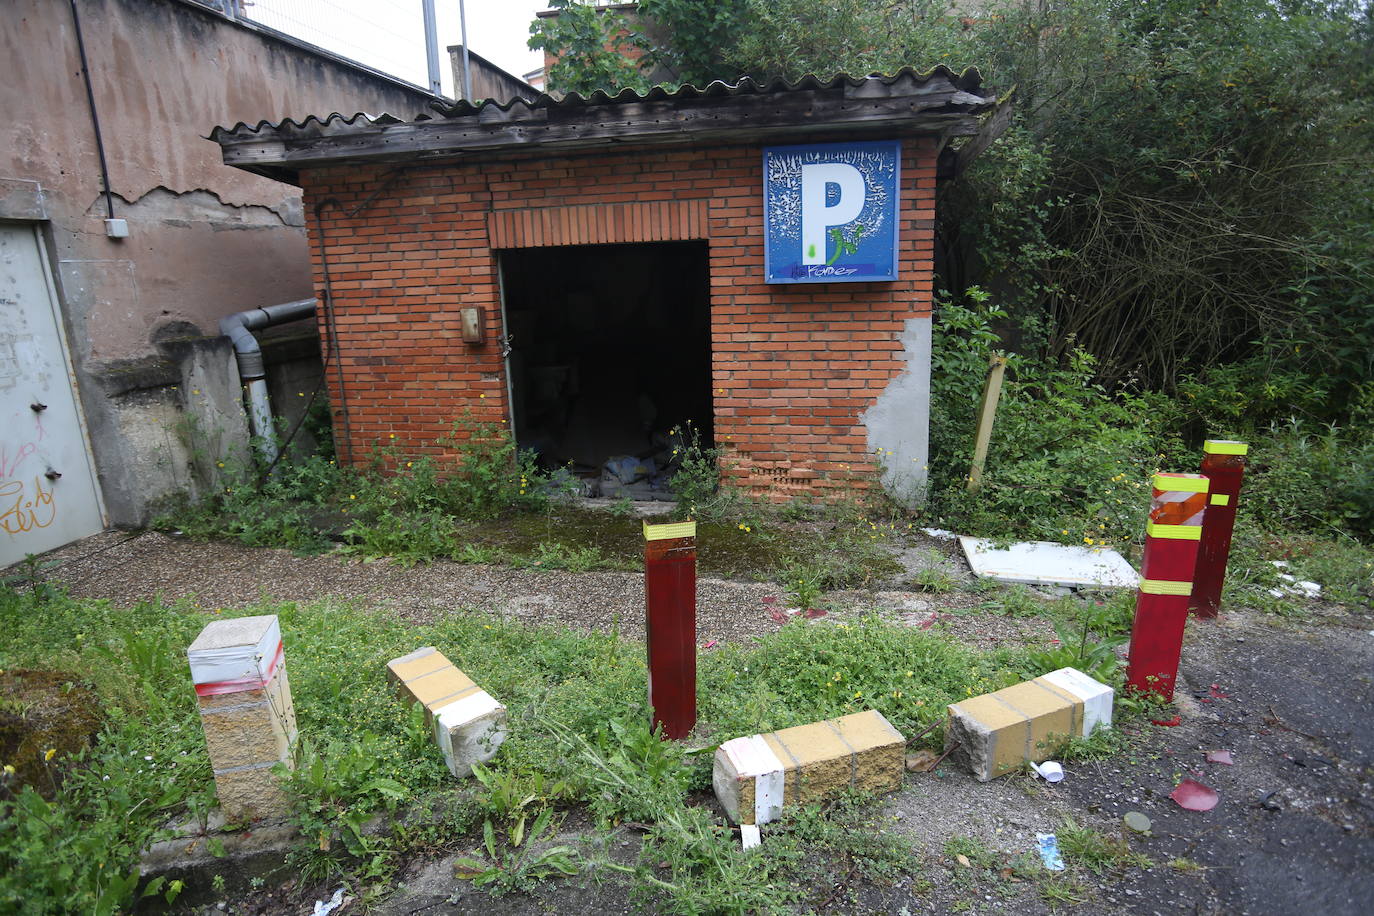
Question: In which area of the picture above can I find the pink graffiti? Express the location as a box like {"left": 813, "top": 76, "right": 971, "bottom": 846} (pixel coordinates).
{"left": 0, "top": 441, "right": 37, "bottom": 478}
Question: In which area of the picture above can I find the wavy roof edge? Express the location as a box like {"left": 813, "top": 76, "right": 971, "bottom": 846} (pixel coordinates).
{"left": 209, "top": 66, "right": 985, "bottom": 143}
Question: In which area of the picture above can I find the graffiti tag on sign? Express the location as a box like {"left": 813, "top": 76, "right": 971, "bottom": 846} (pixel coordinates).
{"left": 0, "top": 475, "right": 57, "bottom": 535}
{"left": 763, "top": 140, "right": 901, "bottom": 284}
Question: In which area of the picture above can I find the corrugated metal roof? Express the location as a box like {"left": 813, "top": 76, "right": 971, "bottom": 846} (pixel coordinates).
{"left": 209, "top": 66, "right": 986, "bottom": 143}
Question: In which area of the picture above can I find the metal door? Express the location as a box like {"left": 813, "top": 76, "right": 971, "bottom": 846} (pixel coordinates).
{"left": 0, "top": 224, "right": 105, "bottom": 566}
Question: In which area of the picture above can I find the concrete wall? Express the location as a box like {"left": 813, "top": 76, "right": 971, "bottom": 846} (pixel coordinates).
{"left": 0, "top": 0, "right": 435, "bottom": 525}
{"left": 298, "top": 136, "right": 940, "bottom": 503}
{"left": 446, "top": 46, "right": 538, "bottom": 105}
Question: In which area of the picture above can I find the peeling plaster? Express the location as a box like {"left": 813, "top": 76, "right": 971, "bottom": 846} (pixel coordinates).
{"left": 863, "top": 316, "right": 932, "bottom": 507}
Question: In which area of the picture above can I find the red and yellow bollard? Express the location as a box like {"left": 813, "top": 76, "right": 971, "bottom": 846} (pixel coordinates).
{"left": 1126, "top": 473, "right": 1208, "bottom": 700}
{"left": 1189, "top": 440, "right": 1248, "bottom": 619}
{"left": 644, "top": 520, "right": 697, "bottom": 739}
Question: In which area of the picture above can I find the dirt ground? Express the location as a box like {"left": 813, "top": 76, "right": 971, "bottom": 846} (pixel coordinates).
{"left": 35, "top": 529, "right": 1374, "bottom": 915}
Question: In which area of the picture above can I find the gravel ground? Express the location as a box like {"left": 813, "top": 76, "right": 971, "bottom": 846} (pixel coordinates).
{"left": 34, "top": 529, "right": 1056, "bottom": 650}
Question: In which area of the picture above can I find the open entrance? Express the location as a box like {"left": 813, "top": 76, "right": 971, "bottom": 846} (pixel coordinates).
{"left": 499, "top": 241, "right": 713, "bottom": 498}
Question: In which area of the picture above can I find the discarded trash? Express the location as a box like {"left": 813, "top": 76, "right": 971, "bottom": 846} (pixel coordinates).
{"left": 959, "top": 536, "right": 1138, "bottom": 589}
{"left": 1208, "top": 684, "right": 1230, "bottom": 699}
{"left": 740, "top": 824, "right": 761, "bottom": 850}
{"left": 802, "top": 607, "right": 828, "bottom": 619}
{"left": 1152, "top": 715, "right": 1182, "bottom": 727}
{"left": 1267, "top": 565, "right": 1322, "bottom": 599}
{"left": 767, "top": 606, "right": 787, "bottom": 624}
{"left": 1122, "top": 811, "right": 1152, "bottom": 833}
{"left": 313, "top": 888, "right": 347, "bottom": 916}
{"left": 1170, "top": 778, "right": 1219, "bottom": 812}
{"left": 1036, "top": 833, "right": 1065, "bottom": 871}
{"left": 1206, "top": 750, "right": 1234, "bottom": 765}
{"left": 921, "top": 527, "right": 957, "bottom": 541}
{"left": 702, "top": 639, "right": 718, "bottom": 649}
{"left": 916, "top": 611, "right": 939, "bottom": 630}
{"left": 905, "top": 749, "right": 941, "bottom": 772}
{"left": 1031, "top": 760, "right": 1065, "bottom": 783}
{"left": 955, "top": 853, "right": 972, "bottom": 868}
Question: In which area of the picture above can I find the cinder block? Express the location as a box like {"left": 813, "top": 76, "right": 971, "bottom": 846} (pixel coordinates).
{"left": 188, "top": 615, "right": 296, "bottom": 821}
{"left": 387, "top": 647, "right": 506, "bottom": 778}
{"left": 713, "top": 710, "right": 906, "bottom": 825}
{"left": 945, "top": 667, "right": 1113, "bottom": 781}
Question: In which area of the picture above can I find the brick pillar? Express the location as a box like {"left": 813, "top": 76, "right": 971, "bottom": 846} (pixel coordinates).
{"left": 187, "top": 615, "right": 297, "bottom": 821}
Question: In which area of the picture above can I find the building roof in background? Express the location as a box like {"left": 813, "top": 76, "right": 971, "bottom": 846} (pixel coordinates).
{"left": 210, "top": 67, "right": 995, "bottom": 184}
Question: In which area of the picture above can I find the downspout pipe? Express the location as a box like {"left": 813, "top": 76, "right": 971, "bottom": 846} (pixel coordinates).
{"left": 219, "top": 299, "right": 317, "bottom": 465}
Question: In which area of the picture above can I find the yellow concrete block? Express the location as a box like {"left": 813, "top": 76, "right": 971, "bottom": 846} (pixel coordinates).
{"left": 946, "top": 678, "right": 1085, "bottom": 781}
{"left": 386, "top": 646, "right": 451, "bottom": 685}
{"left": 713, "top": 710, "right": 905, "bottom": 825}
{"left": 386, "top": 648, "right": 507, "bottom": 778}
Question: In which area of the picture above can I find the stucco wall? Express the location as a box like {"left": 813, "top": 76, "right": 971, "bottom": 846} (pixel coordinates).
{"left": 0, "top": 0, "right": 436, "bottom": 525}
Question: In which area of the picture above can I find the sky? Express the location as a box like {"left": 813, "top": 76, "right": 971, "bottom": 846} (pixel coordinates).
{"left": 245, "top": 0, "right": 551, "bottom": 97}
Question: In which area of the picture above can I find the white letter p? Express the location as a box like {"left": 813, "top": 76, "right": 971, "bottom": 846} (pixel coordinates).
{"left": 800, "top": 163, "right": 865, "bottom": 266}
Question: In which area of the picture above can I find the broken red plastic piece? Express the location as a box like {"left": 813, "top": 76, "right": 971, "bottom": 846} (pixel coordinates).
{"left": 702, "top": 639, "right": 718, "bottom": 650}
{"left": 1170, "top": 778, "right": 1219, "bottom": 811}
{"left": 1205, "top": 750, "right": 1234, "bottom": 765}
{"left": 1208, "top": 685, "right": 1230, "bottom": 699}
{"left": 917, "top": 612, "right": 939, "bottom": 630}
{"left": 802, "top": 607, "right": 827, "bottom": 619}
{"left": 1152, "top": 715, "right": 1182, "bottom": 727}
{"left": 767, "top": 606, "right": 787, "bottom": 623}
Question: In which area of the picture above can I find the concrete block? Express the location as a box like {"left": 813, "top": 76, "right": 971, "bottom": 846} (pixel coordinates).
{"left": 713, "top": 710, "right": 905, "bottom": 825}
{"left": 387, "top": 647, "right": 507, "bottom": 778}
{"left": 945, "top": 667, "right": 1111, "bottom": 781}
{"left": 188, "top": 615, "right": 296, "bottom": 822}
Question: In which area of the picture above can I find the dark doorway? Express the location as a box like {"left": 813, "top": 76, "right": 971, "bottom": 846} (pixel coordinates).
{"left": 499, "top": 242, "right": 713, "bottom": 497}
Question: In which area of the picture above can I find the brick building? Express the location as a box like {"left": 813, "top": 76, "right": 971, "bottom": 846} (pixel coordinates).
{"left": 210, "top": 69, "right": 995, "bottom": 503}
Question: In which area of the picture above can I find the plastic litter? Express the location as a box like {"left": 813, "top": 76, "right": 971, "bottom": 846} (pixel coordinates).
{"left": 740, "top": 824, "right": 761, "bottom": 850}
{"left": 1206, "top": 750, "right": 1234, "bottom": 765}
{"left": 313, "top": 888, "right": 347, "bottom": 916}
{"left": 1031, "top": 760, "right": 1065, "bottom": 783}
{"left": 1170, "top": 778, "right": 1219, "bottom": 812}
{"left": 1036, "top": 833, "right": 1065, "bottom": 871}
{"left": 1123, "top": 811, "right": 1152, "bottom": 833}
{"left": 1152, "top": 715, "right": 1182, "bottom": 727}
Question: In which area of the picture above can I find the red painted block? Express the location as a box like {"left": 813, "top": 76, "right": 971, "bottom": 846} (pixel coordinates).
{"left": 1126, "top": 474, "right": 1207, "bottom": 700}
{"left": 644, "top": 521, "right": 698, "bottom": 740}
{"left": 1190, "top": 441, "right": 1248, "bottom": 619}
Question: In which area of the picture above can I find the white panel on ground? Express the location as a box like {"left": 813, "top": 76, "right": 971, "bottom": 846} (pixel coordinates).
{"left": 959, "top": 537, "right": 1137, "bottom": 589}
{"left": 0, "top": 224, "right": 105, "bottom": 566}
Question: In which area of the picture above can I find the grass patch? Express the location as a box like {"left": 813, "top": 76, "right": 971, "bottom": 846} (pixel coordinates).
{"left": 0, "top": 587, "right": 1006, "bottom": 913}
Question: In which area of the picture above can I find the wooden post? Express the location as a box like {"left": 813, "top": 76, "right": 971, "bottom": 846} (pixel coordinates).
{"left": 1125, "top": 474, "right": 1208, "bottom": 700}
{"left": 1189, "top": 440, "right": 1248, "bottom": 619}
{"left": 967, "top": 355, "right": 1008, "bottom": 493}
{"left": 643, "top": 520, "right": 697, "bottom": 740}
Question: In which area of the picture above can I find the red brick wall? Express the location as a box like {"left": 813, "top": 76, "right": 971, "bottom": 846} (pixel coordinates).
{"left": 300, "top": 136, "right": 939, "bottom": 498}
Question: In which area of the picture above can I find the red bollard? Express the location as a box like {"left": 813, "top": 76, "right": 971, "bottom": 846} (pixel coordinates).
{"left": 1126, "top": 473, "right": 1208, "bottom": 701}
{"left": 1189, "top": 440, "right": 1249, "bottom": 619}
{"left": 643, "top": 520, "right": 697, "bottom": 739}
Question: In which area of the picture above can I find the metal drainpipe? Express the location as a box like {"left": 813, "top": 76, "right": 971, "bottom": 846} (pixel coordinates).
{"left": 219, "top": 299, "right": 317, "bottom": 465}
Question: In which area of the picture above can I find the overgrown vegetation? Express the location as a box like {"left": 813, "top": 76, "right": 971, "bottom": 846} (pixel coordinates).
{"left": 0, "top": 587, "right": 1030, "bottom": 913}
{"left": 530, "top": 0, "right": 1374, "bottom": 576}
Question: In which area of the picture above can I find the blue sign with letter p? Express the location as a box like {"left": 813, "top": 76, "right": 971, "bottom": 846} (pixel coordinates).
{"left": 763, "top": 141, "right": 901, "bottom": 284}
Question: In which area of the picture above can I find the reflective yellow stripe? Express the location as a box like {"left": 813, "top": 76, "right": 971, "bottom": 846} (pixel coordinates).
{"left": 1210, "top": 493, "right": 1230, "bottom": 506}
{"left": 1140, "top": 579, "right": 1193, "bottom": 596}
{"left": 1146, "top": 522, "right": 1203, "bottom": 541}
{"left": 644, "top": 520, "right": 696, "bottom": 541}
{"left": 1152, "top": 473, "right": 1209, "bottom": 493}
{"left": 1203, "top": 440, "right": 1249, "bottom": 456}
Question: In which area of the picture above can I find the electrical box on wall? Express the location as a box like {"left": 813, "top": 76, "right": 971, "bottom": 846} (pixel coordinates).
{"left": 460, "top": 307, "right": 483, "bottom": 344}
